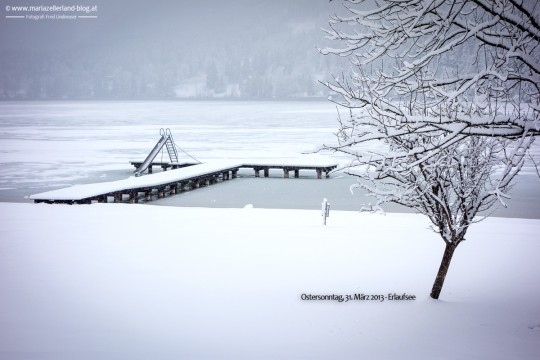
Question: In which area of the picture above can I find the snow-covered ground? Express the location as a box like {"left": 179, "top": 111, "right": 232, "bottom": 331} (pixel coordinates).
{"left": 1, "top": 101, "right": 539, "bottom": 358}
{"left": 0, "top": 202, "right": 539, "bottom": 359}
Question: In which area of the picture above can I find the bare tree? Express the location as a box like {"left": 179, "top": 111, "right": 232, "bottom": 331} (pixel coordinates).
{"left": 336, "top": 106, "right": 529, "bottom": 298}
{"left": 321, "top": 0, "right": 538, "bottom": 298}
{"left": 322, "top": 0, "right": 539, "bottom": 165}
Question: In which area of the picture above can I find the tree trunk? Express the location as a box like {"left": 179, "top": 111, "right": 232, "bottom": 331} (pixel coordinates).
{"left": 430, "top": 242, "right": 459, "bottom": 299}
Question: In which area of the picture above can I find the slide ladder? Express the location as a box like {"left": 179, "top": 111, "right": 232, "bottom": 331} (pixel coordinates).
{"left": 165, "top": 129, "right": 179, "bottom": 163}
{"left": 134, "top": 128, "right": 179, "bottom": 176}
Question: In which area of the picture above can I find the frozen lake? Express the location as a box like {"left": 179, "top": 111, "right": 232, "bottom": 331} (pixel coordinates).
{"left": 0, "top": 100, "right": 539, "bottom": 218}
{"left": 0, "top": 100, "right": 340, "bottom": 197}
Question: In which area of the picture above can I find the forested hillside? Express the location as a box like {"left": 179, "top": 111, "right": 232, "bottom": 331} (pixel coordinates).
{"left": 0, "top": 0, "right": 344, "bottom": 100}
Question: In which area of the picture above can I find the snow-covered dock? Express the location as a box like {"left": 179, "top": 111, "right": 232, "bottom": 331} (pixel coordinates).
{"left": 131, "top": 160, "right": 338, "bottom": 179}
{"left": 129, "top": 160, "right": 199, "bottom": 173}
{"left": 242, "top": 160, "right": 337, "bottom": 179}
{"left": 30, "top": 160, "right": 338, "bottom": 204}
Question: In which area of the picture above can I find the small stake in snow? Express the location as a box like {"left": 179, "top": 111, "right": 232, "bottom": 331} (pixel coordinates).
{"left": 322, "top": 198, "right": 330, "bottom": 225}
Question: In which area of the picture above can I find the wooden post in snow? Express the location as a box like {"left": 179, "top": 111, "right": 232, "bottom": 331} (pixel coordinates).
{"left": 322, "top": 198, "right": 330, "bottom": 225}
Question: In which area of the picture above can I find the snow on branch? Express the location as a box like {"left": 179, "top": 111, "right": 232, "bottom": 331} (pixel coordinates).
{"left": 322, "top": 1, "right": 538, "bottom": 300}
{"left": 321, "top": 0, "right": 540, "bottom": 154}
{"left": 333, "top": 115, "right": 527, "bottom": 243}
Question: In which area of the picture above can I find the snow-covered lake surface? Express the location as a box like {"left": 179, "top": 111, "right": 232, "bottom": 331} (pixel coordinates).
{"left": 1, "top": 100, "right": 539, "bottom": 217}
{"left": 0, "top": 100, "right": 341, "bottom": 197}
{"left": 0, "top": 203, "right": 539, "bottom": 359}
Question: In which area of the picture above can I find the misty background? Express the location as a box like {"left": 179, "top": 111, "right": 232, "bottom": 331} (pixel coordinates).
{"left": 0, "top": 0, "right": 346, "bottom": 100}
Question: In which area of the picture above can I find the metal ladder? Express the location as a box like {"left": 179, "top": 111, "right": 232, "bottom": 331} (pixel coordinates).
{"left": 164, "top": 129, "right": 179, "bottom": 163}
{"left": 134, "top": 128, "right": 181, "bottom": 176}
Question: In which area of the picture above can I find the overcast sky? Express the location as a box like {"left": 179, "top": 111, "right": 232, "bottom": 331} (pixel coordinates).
{"left": 0, "top": 0, "right": 349, "bottom": 99}
{"left": 1, "top": 0, "right": 337, "bottom": 54}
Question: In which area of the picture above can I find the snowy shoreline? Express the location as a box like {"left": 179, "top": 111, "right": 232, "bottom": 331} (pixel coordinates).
{"left": 3, "top": 171, "right": 540, "bottom": 219}
{"left": 1, "top": 202, "right": 539, "bottom": 359}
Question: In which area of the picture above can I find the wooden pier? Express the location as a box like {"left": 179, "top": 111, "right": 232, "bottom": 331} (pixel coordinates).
{"left": 242, "top": 163, "right": 335, "bottom": 179}
{"left": 129, "top": 161, "right": 199, "bottom": 173}
{"left": 130, "top": 160, "right": 336, "bottom": 179}
{"left": 31, "top": 160, "right": 338, "bottom": 205}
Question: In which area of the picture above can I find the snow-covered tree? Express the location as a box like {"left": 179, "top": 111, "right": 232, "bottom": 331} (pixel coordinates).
{"left": 322, "top": 0, "right": 539, "bottom": 165}
{"left": 321, "top": 0, "right": 538, "bottom": 298}
{"left": 334, "top": 106, "right": 530, "bottom": 298}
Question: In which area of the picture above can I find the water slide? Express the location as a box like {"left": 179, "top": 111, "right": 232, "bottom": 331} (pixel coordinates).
{"left": 134, "top": 130, "right": 172, "bottom": 177}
